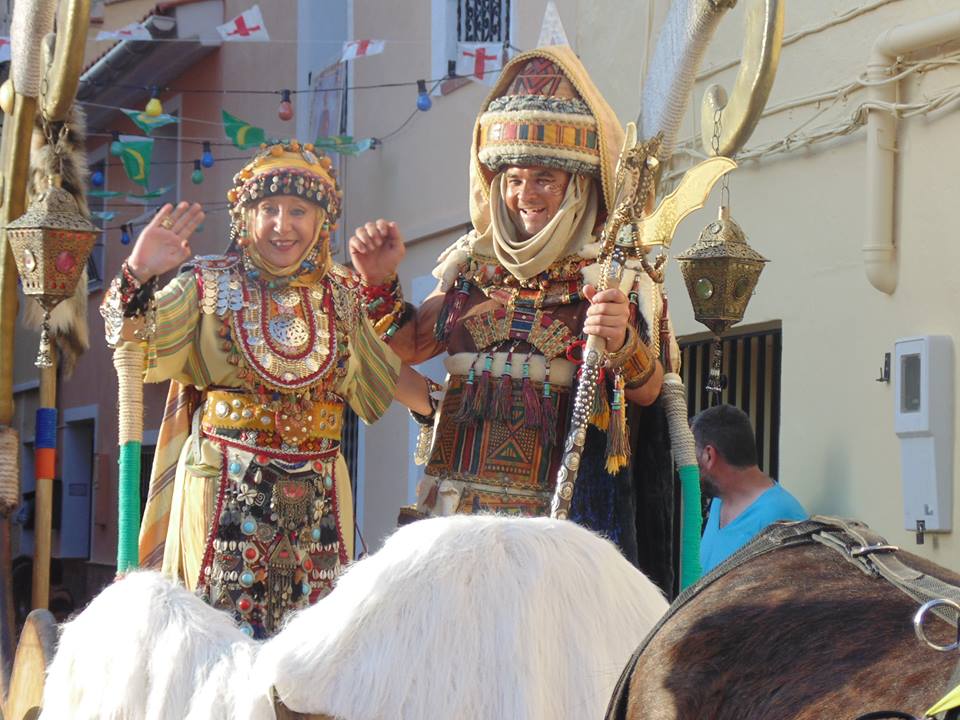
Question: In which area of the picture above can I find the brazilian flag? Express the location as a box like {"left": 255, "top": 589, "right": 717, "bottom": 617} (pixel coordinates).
{"left": 122, "top": 108, "right": 179, "bottom": 135}
{"left": 314, "top": 135, "right": 374, "bottom": 157}
{"left": 118, "top": 135, "right": 154, "bottom": 188}
{"left": 222, "top": 110, "right": 266, "bottom": 150}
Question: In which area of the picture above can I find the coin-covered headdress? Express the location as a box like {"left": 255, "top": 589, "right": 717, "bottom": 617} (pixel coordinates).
{"left": 227, "top": 140, "right": 342, "bottom": 278}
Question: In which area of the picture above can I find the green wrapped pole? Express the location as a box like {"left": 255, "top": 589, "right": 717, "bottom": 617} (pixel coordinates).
{"left": 113, "top": 342, "right": 144, "bottom": 572}
{"left": 677, "top": 463, "right": 703, "bottom": 587}
{"left": 660, "top": 373, "right": 702, "bottom": 588}
{"left": 117, "top": 441, "right": 141, "bottom": 571}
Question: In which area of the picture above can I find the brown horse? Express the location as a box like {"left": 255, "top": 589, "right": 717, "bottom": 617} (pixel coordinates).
{"left": 606, "top": 517, "right": 960, "bottom": 720}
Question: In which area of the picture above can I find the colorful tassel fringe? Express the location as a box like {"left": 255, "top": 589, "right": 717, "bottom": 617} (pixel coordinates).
{"left": 455, "top": 366, "right": 477, "bottom": 423}
{"left": 495, "top": 356, "right": 514, "bottom": 423}
{"left": 605, "top": 376, "right": 630, "bottom": 474}
{"left": 521, "top": 361, "right": 541, "bottom": 429}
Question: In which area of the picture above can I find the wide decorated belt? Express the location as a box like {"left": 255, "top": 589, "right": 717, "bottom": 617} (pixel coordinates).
{"left": 202, "top": 390, "right": 343, "bottom": 445}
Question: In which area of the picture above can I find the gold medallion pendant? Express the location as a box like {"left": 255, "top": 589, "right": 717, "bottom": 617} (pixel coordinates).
{"left": 232, "top": 277, "right": 336, "bottom": 391}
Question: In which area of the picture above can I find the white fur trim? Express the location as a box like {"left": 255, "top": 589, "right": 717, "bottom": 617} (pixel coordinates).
{"left": 432, "top": 232, "right": 476, "bottom": 291}
{"left": 258, "top": 516, "right": 667, "bottom": 720}
{"left": 40, "top": 571, "right": 273, "bottom": 720}
{"left": 480, "top": 110, "right": 598, "bottom": 127}
{"left": 580, "top": 262, "right": 658, "bottom": 337}
{"left": 37, "top": 518, "right": 668, "bottom": 720}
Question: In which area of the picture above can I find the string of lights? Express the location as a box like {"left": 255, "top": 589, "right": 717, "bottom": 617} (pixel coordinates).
{"left": 78, "top": 68, "right": 505, "bottom": 97}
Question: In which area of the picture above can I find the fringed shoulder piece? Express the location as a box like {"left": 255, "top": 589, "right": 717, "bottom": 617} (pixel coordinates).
{"left": 327, "top": 262, "right": 362, "bottom": 337}
{"left": 432, "top": 230, "right": 477, "bottom": 292}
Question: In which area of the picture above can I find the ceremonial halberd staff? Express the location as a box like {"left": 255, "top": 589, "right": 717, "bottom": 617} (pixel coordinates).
{"left": 551, "top": 0, "right": 784, "bottom": 591}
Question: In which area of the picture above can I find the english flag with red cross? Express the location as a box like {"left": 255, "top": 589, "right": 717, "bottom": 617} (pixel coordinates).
{"left": 216, "top": 5, "right": 270, "bottom": 42}
{"left": 95, "top": 23, "right": 152, "bottom": 42}
{"left": 341, "top": 39, "right": 386, "bottom": 62}
{"left": 456, "top": 42, "right": 503, "bottom": 85}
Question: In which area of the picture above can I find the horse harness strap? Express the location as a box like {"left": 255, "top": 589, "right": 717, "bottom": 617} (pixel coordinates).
{"left": 603, "top": 516, "right": 960, "bottom": 720}
{"left": 810, "top": 516, "right": 960, "bottom": 628}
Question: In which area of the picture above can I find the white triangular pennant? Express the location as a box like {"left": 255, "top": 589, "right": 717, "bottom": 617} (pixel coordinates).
{"left": 341, "top": 39, "right": 386, "bottom": 62}
{"left": 95, "top": 23, "right": 152, "bottom": 42}
{"left": 216, "top": 5, "right": 270, "bottom": 42}
{"left": 456, "top": 42, "right": 502, "bottom": 85}
{"left": 538, "top": 1, "right": 569, "bottom": 47}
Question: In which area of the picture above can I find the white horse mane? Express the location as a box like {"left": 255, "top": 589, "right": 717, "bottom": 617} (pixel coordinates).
{"left": 42, "top": 516, "right": 668, "bottom": 720}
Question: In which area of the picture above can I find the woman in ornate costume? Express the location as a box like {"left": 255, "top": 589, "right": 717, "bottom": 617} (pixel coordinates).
{"left": 101, "top": 140, "right": 434, "bottom": 638}
{"left": 350, "top": 46, "right": 678, "bottom": 567}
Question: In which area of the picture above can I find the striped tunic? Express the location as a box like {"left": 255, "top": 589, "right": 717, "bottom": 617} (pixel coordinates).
{"left": 132, "top": 258, "right": 399, "bottom": 611}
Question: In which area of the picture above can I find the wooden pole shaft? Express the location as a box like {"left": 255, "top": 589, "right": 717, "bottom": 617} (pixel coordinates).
{"left": 31, "top": 353, "right": 57, "bottom": 611}
{"left": 0, "top": 88, "right": 38, "bottom": 705}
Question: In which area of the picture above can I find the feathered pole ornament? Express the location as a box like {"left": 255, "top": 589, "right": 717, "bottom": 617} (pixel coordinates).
{"left": 0, "top": 0, "right": 95, "bottom": 710}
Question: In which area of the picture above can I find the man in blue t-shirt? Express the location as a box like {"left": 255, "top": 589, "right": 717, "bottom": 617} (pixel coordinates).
{"left": 692, "top": 405, "right": 807, "bottom": 574}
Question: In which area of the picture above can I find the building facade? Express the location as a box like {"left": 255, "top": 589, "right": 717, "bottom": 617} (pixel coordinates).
{"left": 344, "top": 0, "right": 960, "bottom": 572}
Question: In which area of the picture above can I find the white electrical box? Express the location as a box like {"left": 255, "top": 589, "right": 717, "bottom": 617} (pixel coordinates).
{"left": 894, "top": 335, "right": 953, "bottom": 533}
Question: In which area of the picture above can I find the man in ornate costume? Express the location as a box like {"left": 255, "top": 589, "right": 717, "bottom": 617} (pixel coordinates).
{"left": 351, "top": 46, "right": 677, "bottom": 569}
{"left": 101, "top": 141, "right": 435, "bottom": 638}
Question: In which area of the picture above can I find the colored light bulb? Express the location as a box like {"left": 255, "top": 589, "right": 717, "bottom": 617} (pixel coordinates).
{"left": 120, "top": 225, "right": 131, "bottom": 245}
{"left": 91, "top": 170, "right": 105, "bottom": 187}
{"left": 110, "top": 131, "right": 123, "bottom": 157}
{"left": 145, "top": 86, "right": 162, "bottom": 117}
{"left": 277, "top": 89, "right": 294, "bottom": 121}
{"left": 201, "top": 141, "right": 215, "bottom": 168}
{"left": 191, "top": 159, "right": 204, "bottom": 185}
{"left": 416, "top": 80, "right": 432, "bottom": 112}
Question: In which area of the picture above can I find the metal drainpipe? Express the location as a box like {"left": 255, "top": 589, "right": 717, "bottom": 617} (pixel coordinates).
{"left": 865, "top": 10, "right": 960, "bottom": 294}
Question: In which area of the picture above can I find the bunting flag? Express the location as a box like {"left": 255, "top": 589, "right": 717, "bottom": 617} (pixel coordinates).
{"left": 314, "top": 135, "right": 374, "bottom": 157}
{"left": 456, "top": 42, "right": 503, "bottom": 85}
{"left": 0, "top": 38, "right": 10, "bottom": 64}
{"left": 117, "top": 135, "right": 154, "bottom": 187}
{"left": 217, "top": 5, "right": 270, "bottom": 42}
{"left": 91, "top": 211, "right": 116, "bottom": 222}
{"left": 126, "top": 185, "right": 174, "bottom": 202}
{"left": 537, "top": 2, "right": 570, "bottom": 47}
{"left": 87, "top": 190, "right": 124, "bottom": 199}
{"left": 341, "top": 39, "right": 385, "bottom": 63}
{"left": 96, "top": 23, "right": 152, "bottom": 41}
{"left": 222, "top": 110, "right": 266, "bottom": 149}
{"left": 122, "top": 108, "right": 179, "bottom": 135}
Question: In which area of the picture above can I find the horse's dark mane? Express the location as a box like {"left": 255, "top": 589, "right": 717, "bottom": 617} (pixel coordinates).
{"left": 623, "top": 542, "right": 959, "bottom": 720}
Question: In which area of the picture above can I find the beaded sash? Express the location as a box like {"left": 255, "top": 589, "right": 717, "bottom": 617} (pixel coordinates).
{"left": 197, "top": 442, "right": 346, "bottom": 638}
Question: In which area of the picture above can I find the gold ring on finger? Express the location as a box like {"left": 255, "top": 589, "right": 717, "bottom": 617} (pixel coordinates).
{"left": 160, "top": 217, "right": 175, "bottom": 230}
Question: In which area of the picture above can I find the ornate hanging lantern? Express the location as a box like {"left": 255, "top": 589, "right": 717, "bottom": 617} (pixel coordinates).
{"left": 7, "top": 174, "right": 98, "bottom": 367}
{"left": 676, "top": 206, "right": 767, "bottom": 394}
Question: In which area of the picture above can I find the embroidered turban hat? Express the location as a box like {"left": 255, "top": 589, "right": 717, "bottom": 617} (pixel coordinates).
{"left": 226, "top": 140, "right": 342, "bottom": 277}
{"left": 477, "top": 55, "right": 600, "bottom": 177}
{"left": 227, "top": 140, "right": 342, "bottom": 233}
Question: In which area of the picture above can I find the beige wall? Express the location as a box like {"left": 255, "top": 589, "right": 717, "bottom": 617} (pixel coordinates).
{"left": 576, "top": 0, "right": 960, "bottom": 568}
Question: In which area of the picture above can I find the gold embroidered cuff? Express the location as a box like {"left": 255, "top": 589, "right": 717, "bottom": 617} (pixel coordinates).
{"left": 604, "top": 324, "right": 641, "bottom": 369}
{"left": 605, "top": 325, "right": 657, "bottom": 388}
{"left": 622, "top": 340, "right": 657, "bottom": 389}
